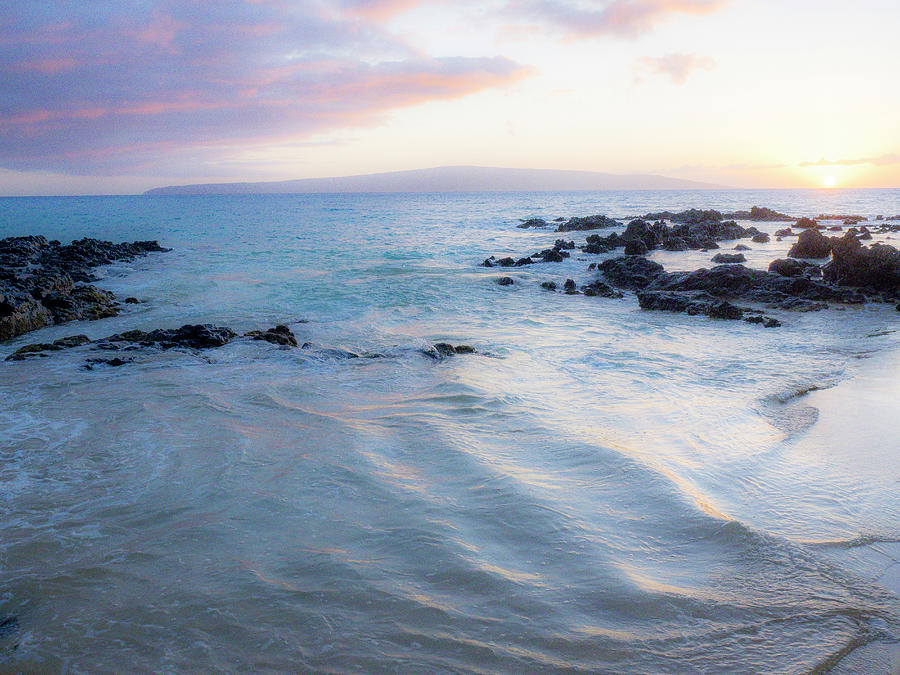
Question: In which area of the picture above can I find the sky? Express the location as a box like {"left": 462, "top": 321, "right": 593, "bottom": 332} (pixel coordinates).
{"left": 1, "top": 0, "right": 899, "bottom": 195}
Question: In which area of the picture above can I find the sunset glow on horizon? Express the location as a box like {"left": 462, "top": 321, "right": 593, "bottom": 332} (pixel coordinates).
{"left": 1, "top": 1, "right": 899, "bottom": 195}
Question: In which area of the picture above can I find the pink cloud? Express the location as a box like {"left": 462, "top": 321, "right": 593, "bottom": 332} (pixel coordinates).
{"left": 0, "top": 3, "right": 531, "bottom": 173}
{"left": 635, "top": 52, "right": 715, "bottom": 84}
{"left": 341, "top": 0, "right": 425, "bottom": 20}
{"left": 509, "top": 0, "right": 727, "bottom": 38}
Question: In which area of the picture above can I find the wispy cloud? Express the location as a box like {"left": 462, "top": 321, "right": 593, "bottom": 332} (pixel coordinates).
{"left": 0, "top": 2, "right": 530, "bottom": 173}
{"left": 508, "top": 0, "right": 727, "bottom": 38}
{"left": 634, "top": 52, "right": 715, "bottom": 84}
{"left": 799, "top": 154, "right": 900, "bottom": 167}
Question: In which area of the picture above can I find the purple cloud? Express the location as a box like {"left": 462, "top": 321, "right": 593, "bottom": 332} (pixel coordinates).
{"left": 508, "top": 0, "right": 727, "bottom": 38}
{"left": 635, "top": 52, "right": 715, "bottom": 84}
{"left": 0, "top": 2, "right": 530, "bottom": 173}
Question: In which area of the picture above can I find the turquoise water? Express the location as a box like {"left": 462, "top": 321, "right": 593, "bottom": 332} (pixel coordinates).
{"left": 1, "top": 190, "right": 899, "bottom": 672}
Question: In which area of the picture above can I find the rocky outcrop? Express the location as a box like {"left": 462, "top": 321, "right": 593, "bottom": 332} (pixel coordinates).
{"left": 727, "top": 206, "right": 793, "bottom": 222}
{"left": 598, "top": 257, "right": 665, "bottom": 290}
{"left": 823, "top": 233, "right": 900, "bottom": 297}
{"left": 556, "top": 214, "right": 619, "bottom": 232}
{"left": 0, "top": 235, "right": 169, "bottom": 342}
{"left": 794, "top": 217, "right": 819, "bottom": 229}
{"left": 642, "top": 263, "right": 865, "bottom": 308}
{"left": 768, "top": 258, "right": 815, "bottom": 277}
{"left": 788, "top": 228, "right": 832, "bottom": 259}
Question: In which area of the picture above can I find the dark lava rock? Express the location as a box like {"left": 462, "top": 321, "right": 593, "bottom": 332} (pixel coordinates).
{"left": 515, "top": 257, "right": 534, "bottom": 266}
{"left": 583, "top": 240, "right": 611, "bottom": 254}
{"left": 563, "top": 279, "right": 577, "bottom": 294}
{"left": 775, "top": 228, "right": 795, "bottom": 237}
{"left": 823, "top": 233, "right": 900, "bottom": 296}
{"left": 711, "top": 253, "right": 746, "bottom": 264}
{"left": 83, "top": 357, "right": 132, "bottom": 369}
{"left": 496, "top": 276, "right": 514, "bottom": 286}
{"left": 744, "top": 316, "right": 782, "bottom": 328}
{"left": 751, "top": 233, "right": 771, "bottom": 243}
{"left": 768, "top": 258, "right": 814, "bottom": 277}
{"left": 423, "top": 343, "right": 478, "bottom": 359}
{"left": 794, "top": 217, "right": 819, "bottom": 229}
{"left": 734, "top": 244, "right": 751, "bottom": 251}
{"left": 624, "top": 240, "right": 649, "bottom": 256}
{"left": 245, "top": 324, "right": 299, "bottom": 347}
{"left": 480, "top": 257, "right": 495, "bottom": 267}
{"left": 582, "top": 281, "right": 624, "bottom": 298}
{"left": 496, "top": 257, "right": 515, "bottom": 267}
{"left": 828, "top": 226, "right": 843, "bottom": 232}
{"left": 556, "top": 214, "right": 619, "bottom": 232}
{"left": 599, "top": 257, "right": 665, "bottom": 290}
{"left": 102, "top": 324, "right": 237, "bottom": 350}
{"left": 517, "top": 218, "right": 547, "bottom": 228}
{"left": 554, "top": 239, "right": 576, "bottom": 250}
{"left": 541, "top": 250, "right": 564, "bottom": 263}
{"left": 663, "top": 237, "right": 690, "bottom": 251}
{"left": 644, "top": 264, "right": 865, "bottom": 308}
{"left": 0, "top": 235, "right": 170, "bottom": 342}
{"left": 788, "top": 228, "right": 832, "bottom": 259}
{"left": 5, "top": 334, "right": 91, "bottom": 361}
{"left": 540, "top": 281, "right": 557, "bottom": 291}
{"left": 642, "top": 209, "right": 724, "bottom": 224}
{"left": 728, "top": 206, "right": 793, "bottom": 222}
{"left": 124, "top": 297, "right": 140, "bottom": 304}
{"left": 637, "top": 290, "right": 744, "bottom": 320}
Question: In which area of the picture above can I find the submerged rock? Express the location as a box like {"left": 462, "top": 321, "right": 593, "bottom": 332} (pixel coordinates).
{"left": 517, "top": 218, "right": 547, "bottom": 228}
{"left": 84, "top": 357, "right": 132, "bottom": 369}
{"left": 582, "top": 280, "right": 623, "bottom": 298}
{"left": 245, "top": 324, "right": 299, "bottom": 347}
{"left": 101, "top": 324, "right": 237, "bottom": 350}
{"left": 5, "top": 334, "right": 91, "bottom": 361}
{"left": 496, "top": 276, "right": 514, "bottom": 286}
{"left": 422, "top": 343, "right": 478, "bottom": 360}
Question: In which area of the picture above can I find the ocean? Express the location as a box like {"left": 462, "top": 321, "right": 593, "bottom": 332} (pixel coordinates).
{"left": 1, "top": 190, "right": 899, "bottom": 673}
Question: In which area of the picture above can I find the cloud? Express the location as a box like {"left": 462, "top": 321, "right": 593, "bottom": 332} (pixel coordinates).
{"left": 508, "top": 0, "right": 727, "bottom": 38}
{"left": 0, "top": 2, "right": 530, "bottom": 173}
{"left": 634, "top": 52, "right": 715, "bottom": 84}
{"left": 799, "top": 154, "right": 900, "bottom": 167}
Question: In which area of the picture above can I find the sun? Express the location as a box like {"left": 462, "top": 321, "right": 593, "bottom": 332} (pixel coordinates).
{"left": 823, "top": 175, "right": 837, "bottom": 188}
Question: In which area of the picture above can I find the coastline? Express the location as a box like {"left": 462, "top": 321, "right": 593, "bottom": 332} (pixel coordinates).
{"left": 796, "top": 339, "right": 900, "bottom": 673}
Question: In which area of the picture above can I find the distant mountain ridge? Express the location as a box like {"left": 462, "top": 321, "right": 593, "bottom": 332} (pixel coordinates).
{"left": 144, "top": 166, "right": 725, "bottom": 195}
